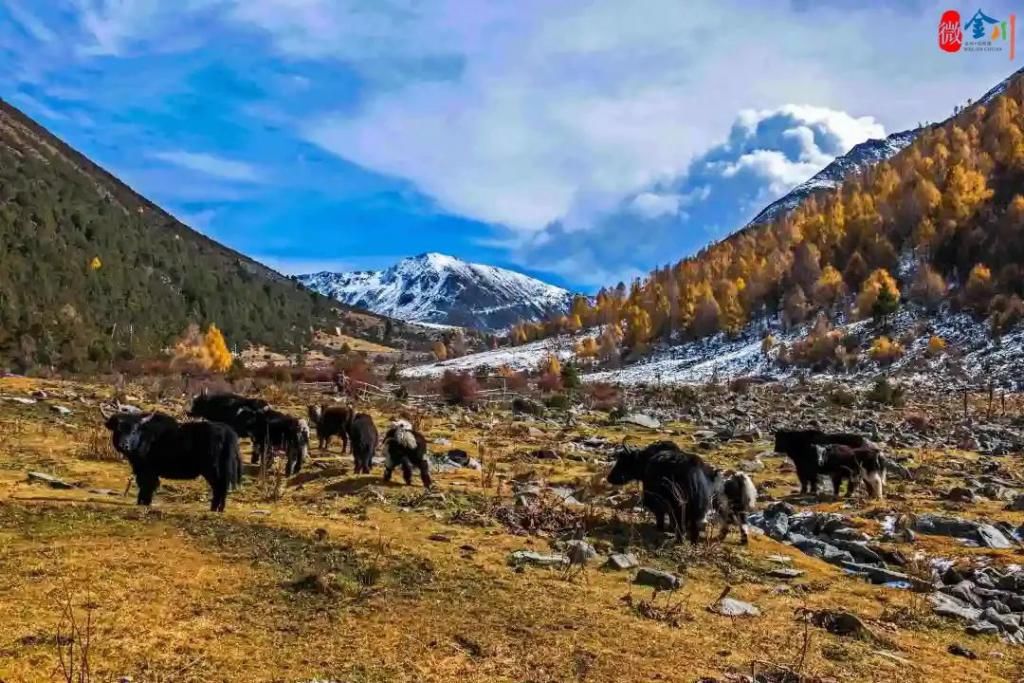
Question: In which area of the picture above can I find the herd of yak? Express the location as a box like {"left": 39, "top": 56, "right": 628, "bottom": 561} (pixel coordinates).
{"left": 100, "top": 394, "right": 887, "bottom": 544}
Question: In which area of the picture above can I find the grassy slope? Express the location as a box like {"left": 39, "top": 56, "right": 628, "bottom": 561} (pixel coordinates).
{"left": 0, "top": 378, "right": 1022, "bottom": 682}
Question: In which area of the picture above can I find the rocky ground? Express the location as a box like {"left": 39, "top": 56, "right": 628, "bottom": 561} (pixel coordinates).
{"left": 2, "top": 376, "right": 1024, "bottom": 682}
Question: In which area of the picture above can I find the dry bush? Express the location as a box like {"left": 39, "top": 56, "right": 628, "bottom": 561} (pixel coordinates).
{"left": 586, "top": 382, "right": 620, "bottom": 412}
{"left": 868, "top": 336, "right": 904, "bottom": 365}
{"left": 787, "top": 315, "right": 855, "bottom": 371}
{"left": 53, "top": 581, "right": 96, "bottom": 683}
{"left": 440, "top": 370, "right": 479, "bottom": 405}
{"left": 990, "top": 293, "right": 1024, "bottom": 336}
{"left": 335, "top": 356, "right": 380, "bottom": 392}
{"left": 536, "top": 371, "right": 563, "bottom": 393}
{"left": 926, "top": 335, "right": 947, "bottom": 357}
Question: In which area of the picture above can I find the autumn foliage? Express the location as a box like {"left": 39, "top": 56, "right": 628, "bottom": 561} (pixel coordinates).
{"left": 172, "top": 323, "right": 233, "bottom": 373}
{"left": 510, "top": 75, "right": 1024, "bottom": 348}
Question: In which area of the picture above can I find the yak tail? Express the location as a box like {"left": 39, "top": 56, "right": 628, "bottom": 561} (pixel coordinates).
{"left": 228, "top": 436, "right": 243, "bottom": 490}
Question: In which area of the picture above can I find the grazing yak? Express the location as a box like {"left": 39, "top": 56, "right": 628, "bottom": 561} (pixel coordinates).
{"left": 104, "top": 411, "right": 242, "bottom": 511}
{"left": 607, "top": 441, "right": 711, "bottom": 544}
{"left": 307, "top": 404, "right": 353, "bottom": 453}
{"left": 815, "top": 443, "right": 887, "bottom": 500}
{"left": 706, "top": 469, "right": 758, "bottom": 544}
{"left": 773, "top": 429, "right": 874, "bottom": 495}
{"left": 381, "top": 420, "right": 432, "bottom": 488}
{"left": 241, "top": 408, "right": 310, "bottom": 476}
{"left": 187, "top": 392, "right": 270, "bottom": 463}
{"left": 347, "top": 413, "right": 379, "bottom": 474}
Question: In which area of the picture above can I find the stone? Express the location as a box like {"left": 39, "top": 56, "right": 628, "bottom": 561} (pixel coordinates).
{"left": 634, "top": 567, "right": 683, "bottom": 591}
{"left": 711, "top": 597, "right": 760, "bottom": 617}
{"left": 508, "top": 551, "right": 568, "bottom": 568}
{"left": 946, "top": 486, "right": 977, "bottom": 503}
{"left": 617, "top": 413, "right": 661, "bottom": 430}
{"left": 965, "top": 621, "right": 1000, "bottom": 636}
{"left": 981, "top": 608, "right": 1021, "bottom": 633}
{"left": 941, "top": 581, "right": 982, "bottom": 608}
{"left": 563, "top": 540, "right": 597, "bottom": 565}
{"left": 1004, "top": 494, "right": 1024, "bottom": 511}
{"left": 842, "top": 562, "right": 932, "bottom": 591}
{"left": 605, "top": 553, "right": 639, "bottom": 571}
{"left": 51, "top": 405, "right": 72, "bottom": 416}
{"left": 26, "top": 471, "right": 74, "bottom": 489}
{"left": 947, "top": 643, "right": 978, "bottom": 660}
{"left": 929, "top": 592, "right": 982, "bottom": 623}
{"left": 766, "top": 568, "right": 804, "bottom": 580}
{"left": 829, "top": 539, "right": 883, "bottom": 565}
{"left": 740, "top": 459, "right": 764, "bottom": 472}
{"left": 913, "top": 514, "right": 980, "bottom": 540}
{"left": 976, "top": 523, "right": 1014, "bottom": 550}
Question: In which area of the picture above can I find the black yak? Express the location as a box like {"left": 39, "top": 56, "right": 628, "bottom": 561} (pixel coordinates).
{"left": 815, "top": 443, "right": 887, "bottom": 499}
{"left": 773, "top": 429, "right": 872, "bottom": 495}
{"left": 104, "top": 412, "right": 242, "bottom": 511}
{"left": 607, "top": 441, "right": 711, "bottom": 544}
{"left": 241, "top": 408, "right": 310, "bottom": 476}
{"left": 348, "top": 413, "right": 378, "bottom": 474}
{"left": 381, "top": 420, "right": 432, "bottom": 488}
{"left": 307, "top": 404, "right": 353, "bottom": 453}
{"left": 707, "top": 469, "right": 758, "bottom": 544}
{"left": 187, "top": 392, "right": 270, "bottom": 462}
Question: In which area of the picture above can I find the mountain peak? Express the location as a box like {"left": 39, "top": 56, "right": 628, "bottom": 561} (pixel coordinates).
{"left": 298, "top": 254, "right": 573, "bottom": 330}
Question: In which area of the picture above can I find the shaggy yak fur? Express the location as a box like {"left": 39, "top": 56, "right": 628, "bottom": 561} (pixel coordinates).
{"left": 187, "top": 392, "right": 269, "bottom": 439}
{"left": 773, "top": 429, "right": 873, "bottom": 495}
{"left": 307, "top": 404, "right": 354, "bottom": 453}
{"left": 607, "top": 441, "right": 711, "bottom": 544}
{"left": 105, "top": 412, "right": 242, "bottom": 511}
{"left": 347, "top": 413, "right": 379, "bottom": 474}
{"left": 815, "top": 443, "right": 887, "bottom": 499}
{"left": 382, "top": 420, "right": 432, "bottom": 488}
{"left": 706, "top": 469, "right": 758, "bottom": 544}
{"left": 242, "top": 408, "right": 310, "bottom": 476}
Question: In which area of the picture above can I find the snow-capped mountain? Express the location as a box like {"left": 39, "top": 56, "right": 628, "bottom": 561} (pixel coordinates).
{"left": 747, "top": 129, "right": 920, "bottom": 226}
{"left": 298, "top": 253, "right": 574, "bottom": 330}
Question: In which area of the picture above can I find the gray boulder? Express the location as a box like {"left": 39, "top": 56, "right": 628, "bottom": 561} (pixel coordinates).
{"left": 508, "top": 551, "right": 568, "bottom": 567}
{"left": 605, "top": 553, "right": 639, "bottom": 571}
{"left": 930, "top": 592, "right": 982, "bottom": 622}
{"left": 634, "top": 567, "right": 683, "bottom": 590}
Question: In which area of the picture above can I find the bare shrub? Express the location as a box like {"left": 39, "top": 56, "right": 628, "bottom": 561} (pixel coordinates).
{"left": 586, "top": 382, "right": 620, "bottom": 412}
{"left": 53, "top": 581, "right": 96, "bottom": 683}
{"left": 440, "top": 370, "right": 479, "bottom": 405}
{"left": 75, "top": 427, "right": 119, "bottom": 462}
{"left": 536, "top": 372, "right": 563, "bottom": 393}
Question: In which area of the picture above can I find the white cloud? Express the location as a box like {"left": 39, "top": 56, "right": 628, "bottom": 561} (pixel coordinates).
{"left": 151, "top": 151, "right": 264, "bottom": 183}
{"left": 6, "top": 1, "right": 57, "bottom": 43}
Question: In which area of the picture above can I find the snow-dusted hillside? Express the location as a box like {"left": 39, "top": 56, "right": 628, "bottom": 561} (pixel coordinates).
{"left": 298, "top": 252, "right": 574, "bottom": 330}
{"left": 747, "top": 129, "right": 919, "bottom": 226}
{"left": 401, "top": 307, "right": 1024, "bottom": 389}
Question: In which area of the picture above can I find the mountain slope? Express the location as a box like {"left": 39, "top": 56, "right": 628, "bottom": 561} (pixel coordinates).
{"left": 299, "top": 252, "right": 574, "bottom": 329}
{"left": 0, "top": 98, "right": 419, "bottom": 371}
{"left": 747, "top": 129, "right": 920, "bottom": 226}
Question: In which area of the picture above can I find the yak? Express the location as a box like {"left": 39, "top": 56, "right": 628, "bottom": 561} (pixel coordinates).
{"left": 381, "top": 420, "right": 432, "bottom": 488}
{"left": 347, "top": 413, "right": 378, "bottom": 474}
{"left": 187, "top": 391, "right": 270, "bottom": 464}
{"left": 607, "top": 441, "right": 711, "bottom": 544}
{"left": 815, "top": 443, "right": 887, "bottom": 499}
{"left": 773, "top": 429, "right": 872, "bottom": 495}
{"left": 104, "top": 412, "right": 242, "bottom": 511}
{"left": 241, "top": 408, "right": 310, "bottom": 476}
{"left": 706, "top": 469, "right": 758, "bottom": 544}
{"left": 307, "top": 404, "right": 354, "bottom": 453}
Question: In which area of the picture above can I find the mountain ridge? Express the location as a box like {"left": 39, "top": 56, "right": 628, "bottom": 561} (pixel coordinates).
{"left": 298, "top": 252, "right": 574, "bottom": 330}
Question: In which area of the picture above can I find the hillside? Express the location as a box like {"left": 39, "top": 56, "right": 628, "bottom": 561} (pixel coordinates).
{"left": 299, "top": 252, "right": 574, "bottom": 330}
{"left": 506, "top": 66, "right": 1024, "bottom": 379}
{"left": 0, "top": 98, "right": 424, "bottom": 371}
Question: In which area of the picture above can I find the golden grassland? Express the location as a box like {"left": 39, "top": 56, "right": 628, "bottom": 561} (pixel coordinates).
{"left": 1, "top": 377, "right": 1024, "bottom": 682}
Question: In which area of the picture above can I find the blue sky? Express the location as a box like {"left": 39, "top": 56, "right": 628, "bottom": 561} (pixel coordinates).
{"left": 1, "top": 1, "right": 1020, "bottom": 291}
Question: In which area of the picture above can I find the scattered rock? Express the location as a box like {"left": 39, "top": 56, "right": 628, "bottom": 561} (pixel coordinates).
{"left": 50, "top": 405, "right": 72, "bottom": 416}
{"left": 802, "top": 609, "right": 876, "bottom": 641}
{"left": 508, "top": 550, "right": 568, "bottom": 568}
{"left": 740, "top": 459, "right": 763, "bottom": 473}
{"left": 562, "top": 540, "right": 597, "bottom": 565}
{"left": 26, "top": 471, "right": 74, "bottom": 489}
{"left": 929, "top": 592, "right": 982, "bottom": 623}
{"left": 946, "top": 486, "right": 977, "bottom": 503}
{"left": 605, "top": 553, "right": 639, "bottom": 571}
{"left": 710, "top": 597, "right": 760, "bottom": 617}
{"left": 428, "top": 533, "right": 451, "bottom": 542}
{"left": 766, "top": 568, "right": 804, "bottom": 580}
{"left": 1005, "top": 494, "right": 1024, "bottom": 512}
{"left": 634, "top": 567, "right": 683, "bottom": 591}
{"left": 976, "top": 523, "right": 1014, "bottom": 550}
{"left": 617, "top": 413, "right": 661, "bottom": 430}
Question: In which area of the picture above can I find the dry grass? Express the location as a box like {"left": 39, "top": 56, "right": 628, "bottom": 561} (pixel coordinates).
{"left": 0, "top": 376, "right": 1022, "bottom": 682}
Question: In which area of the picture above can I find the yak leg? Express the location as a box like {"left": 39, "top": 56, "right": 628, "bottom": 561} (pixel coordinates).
{"left": 736, "top": 513, "right": 749, "bottom": 545}
{"left": 136, "top": 475, "right": 159, "bottom": 506}
{"left": 401, "top": 459, "right": 414, "bottom": 486}
{"left": 417, "top": 461, "right": 433, "bottom": 489}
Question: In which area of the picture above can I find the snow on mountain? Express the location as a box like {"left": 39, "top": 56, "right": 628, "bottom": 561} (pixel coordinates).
{"left": 298, "top": 252, "right": 574, "bottom": 330}
{"left": 747, "top": 129, "right": 920, "bottom": 226}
